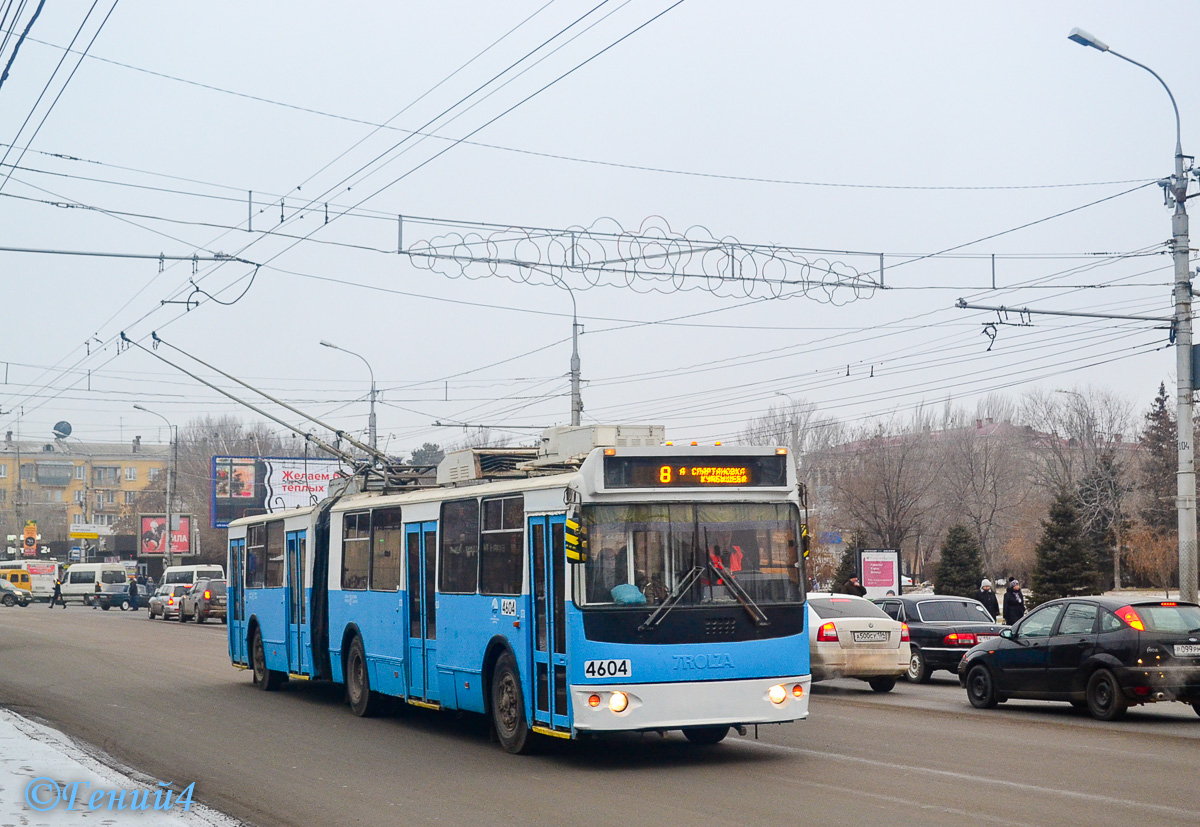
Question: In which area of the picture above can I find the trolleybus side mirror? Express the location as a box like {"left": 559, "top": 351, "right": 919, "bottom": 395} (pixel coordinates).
{"left": 564, "top": 505, "right": 587, "bottom": 565}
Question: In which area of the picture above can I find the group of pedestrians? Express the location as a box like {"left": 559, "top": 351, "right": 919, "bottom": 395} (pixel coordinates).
{"left": 47, "top": 576, "right": 149, "bottom": 610}
{"left": 974, "top": 577, "right": 1025, "bottom": 624}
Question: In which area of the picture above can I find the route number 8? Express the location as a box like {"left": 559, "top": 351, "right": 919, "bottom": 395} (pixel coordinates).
{"left": 659, "top": 465, "right": 672, "bottom": 484}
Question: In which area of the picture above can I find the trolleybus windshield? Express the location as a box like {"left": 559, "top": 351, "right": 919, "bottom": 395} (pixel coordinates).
{"left": 577, "top": 503, "right": 802, "bottom": 609}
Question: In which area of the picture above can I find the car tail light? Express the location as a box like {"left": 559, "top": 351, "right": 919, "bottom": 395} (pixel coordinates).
{"left": 1116, "top": 605, "right": 1145, "bottom": 631}
{"left": 900, "top": 623, "right": 910, "bottom": 642}
{"left": 204, "top": 590, "right": 211, "bottom": 600}
{"left": 168, "top": 598, "right": 174, "bottom": 606}
{"left": 792, "top": 684, "right": 804, "bottom": 698}
{"left": 817, "top": 622, "right": 839, "bottom": 642}
{"left": 944, "top": 632, "right": 977, "bottom": 646}
{"left": 1160, "top": 602, "right": 1177, "bottom": 607}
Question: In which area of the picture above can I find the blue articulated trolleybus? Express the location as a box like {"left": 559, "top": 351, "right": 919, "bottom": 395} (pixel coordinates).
{"left": 227, "top": 426, "right": 811, "bottom": 753}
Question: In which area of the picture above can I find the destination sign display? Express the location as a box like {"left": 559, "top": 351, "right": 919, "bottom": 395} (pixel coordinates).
{"left": 603, "top": 455, "right": 788, "bottom": 488}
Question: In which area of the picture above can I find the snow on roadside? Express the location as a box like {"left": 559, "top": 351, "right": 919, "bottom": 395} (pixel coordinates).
{"left": 0, "top": 707, "right": 245, "bottom": 826}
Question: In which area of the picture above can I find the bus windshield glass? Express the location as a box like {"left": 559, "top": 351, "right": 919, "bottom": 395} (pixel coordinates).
{"left": 578, "top": 503, "right": 802, "bottom": 608}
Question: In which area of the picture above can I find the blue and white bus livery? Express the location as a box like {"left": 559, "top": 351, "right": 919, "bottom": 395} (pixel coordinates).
{"left": 227, "top": 427, "right": 810, "bottom": 753}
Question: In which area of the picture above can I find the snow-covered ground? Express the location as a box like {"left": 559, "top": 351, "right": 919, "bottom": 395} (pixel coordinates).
{"left": 0, "top": 707, "right": 243, "bottom": 826}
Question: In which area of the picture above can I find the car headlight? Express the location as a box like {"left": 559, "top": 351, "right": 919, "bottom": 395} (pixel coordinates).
{"left": 768, "top": 684, "right": 787, "bottom": 704}
{"left": 608, "top": 691, "right": 629, "bottom": 713}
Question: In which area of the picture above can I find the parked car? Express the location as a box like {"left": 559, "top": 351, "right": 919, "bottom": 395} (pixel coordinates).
{"left": 873, "top": 594, "right": 1003, "bottom": 682}
{"left": 0, "top": 578, "right": 32, "bottom": 607}
{"left": 94, "top": 582, "right": 134, "bottom": 611}
{"left": 147, "top": 584, "right": 189, "bottom": 620}
{"left": 959, "top": 596, "right": 1200, "bottom": 720}
{"left": 807, "top": 593, "right": 909, "bottom": 692}
{"left": 180, "top": 578, "right": 227, "bottom": 624}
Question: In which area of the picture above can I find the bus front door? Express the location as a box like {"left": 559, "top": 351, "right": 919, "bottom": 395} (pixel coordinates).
{"left": 405, "top": 521, "right": 439, "bottom": 704}
{"left": 529, "top": 515, "right": 569, "bottom": 731}
{"left": 229, "top": 539, "right": 247, "bottom": 665}
{"left": 285, "top": 530, "right": 308, "bottom": 676}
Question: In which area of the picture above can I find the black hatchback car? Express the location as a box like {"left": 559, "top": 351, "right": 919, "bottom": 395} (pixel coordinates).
{"left": 958, "top": 596, "right": 1200, "bottom": 720}
{"left": 874, "top": 594, "right": 1003, "bottom": 682}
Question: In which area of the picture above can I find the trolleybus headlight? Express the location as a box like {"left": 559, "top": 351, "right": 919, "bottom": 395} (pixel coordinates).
{"left": 792, "top": 684, "right": 804, "bottom": 699}
{"left": 588, "top": 694, "right": 601, "bottom": 708}
{"left": 609, "top": 691, "right": 629, "bottom": 713}
{"left": 768, "top": 684, "right": 787, "bottom": 704}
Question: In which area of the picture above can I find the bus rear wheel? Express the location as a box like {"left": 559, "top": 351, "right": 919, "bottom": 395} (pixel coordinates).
{"left": 251, "top": 628, "right": 283, "bottom": 691}
{"left": 491, "top": 652, "right": 533, "bottom": 754}
{"left": 683, "top": 726, "right": 729, "bottom": 745}
{"left": 346, "top": 637, "right": 383, "bottom": 717}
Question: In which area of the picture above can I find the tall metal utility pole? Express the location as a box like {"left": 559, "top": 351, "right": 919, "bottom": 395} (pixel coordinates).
{"left": 1068, "top": 28, "right": 1196, "bottom": 601}
{"left": 320, "top": 341, "right": 377, "bottom": 451}
{"left": 134, "top": 406, "right": 175, "bottom": 569}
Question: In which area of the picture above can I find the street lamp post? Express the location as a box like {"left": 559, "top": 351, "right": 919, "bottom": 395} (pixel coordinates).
{"left": 320, "top": 340, "right": 377, "bottom": 452}
{"left": 133, "top": 405, "right": 175, "bottom": 569}
{"left": 1069, "top": 28, "right": 1197, "bottom": 601}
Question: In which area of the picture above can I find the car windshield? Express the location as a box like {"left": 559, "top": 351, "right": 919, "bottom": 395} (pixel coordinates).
{"left": 809, "top": 596, "right": 890, "bottom": 620}
{"left": 917, "top": 599, "right": 992, "bottom": 622}
{"left": 577, "top": 502, "right": 802, "bottom": 608}
{"left": 1135, "top": 603, "right": 1200, "bottom": 633}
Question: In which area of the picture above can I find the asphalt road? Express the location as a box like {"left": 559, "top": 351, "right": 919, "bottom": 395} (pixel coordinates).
{"left": 2, "top": 605, "right": 1198, "bottom": 826}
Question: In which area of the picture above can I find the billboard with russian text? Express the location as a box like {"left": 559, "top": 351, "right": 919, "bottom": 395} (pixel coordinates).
{"left": 211, "top": 456, "right": 344, "bottom": 528}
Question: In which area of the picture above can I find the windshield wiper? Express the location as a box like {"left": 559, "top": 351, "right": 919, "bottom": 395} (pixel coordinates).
{"left": 639, "top": 566, "right": 704, "bottom": 632}
{"left": 708, "top": 555, "right": 770, "bottom": 627}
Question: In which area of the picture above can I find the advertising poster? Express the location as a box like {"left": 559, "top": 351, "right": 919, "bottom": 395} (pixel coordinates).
{"left": 859, "top": 548, "right": 902, "bottom": 598}
{"left": 211, "top": 456, "right": 344, "bottom": 528}
{"left": 140, "top": 515, "right": 192, "bottom": 556}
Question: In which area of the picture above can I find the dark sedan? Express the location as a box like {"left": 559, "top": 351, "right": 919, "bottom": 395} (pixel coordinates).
{"left": 94, "top": 583, "right": 134, "bottom": 611}
{"left": 958, "top": 596, "right": 1200, "bottom": 720}
{"left": 874, "top": 594, "right": 1003, "bottom": 682}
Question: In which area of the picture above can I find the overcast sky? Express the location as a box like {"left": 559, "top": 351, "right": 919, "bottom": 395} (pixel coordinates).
{"left": 1, "top": 1, "right": 1196, "bottom": 455}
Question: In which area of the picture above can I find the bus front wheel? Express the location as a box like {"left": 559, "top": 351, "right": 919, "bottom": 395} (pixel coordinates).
{"left": 491, "top": 652, "right": 534, "bottom": 754}
{"left": 346, "top": 637, "right": 383, "bottom": 717}
{"left": 251, "top": 628, "right": 283, "bottom": 691}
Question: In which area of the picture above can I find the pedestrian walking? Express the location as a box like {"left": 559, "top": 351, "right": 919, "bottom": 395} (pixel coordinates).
{"left": 93, "top": 581, "right": 101, "bottom": 610}
{"left": 1003, "top": 578, "right": 1026, "bottom": 625}
{"left": 49, "top": 578, "right": 66, "bottom": 609}
{"left": 842, "top": 576, "right": 867, "bottom": 597}
{"left": 127, "top": 578, "right": 140, "bottom": 611}
{"left": 975, "top": 578, "right": 1000, "bottom": 621}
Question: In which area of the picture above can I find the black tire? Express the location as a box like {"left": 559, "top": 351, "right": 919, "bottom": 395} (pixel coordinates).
{"left": 251, "top": 628, "right": 283, "bottom": 691}
{"left": 120, "top": 600, "right": 130, "bottom": 612}
{"left": 179, "top": 605, "right": 189, "bottom": 622}
{"left": 966, "top": 664, "right": 999, "bottom": 709}
{"left": 1070, "top": 699, "right": 1089, "bottom": 711}
{"left": 101, "top": 604, "right": 111, "bottom": 611}
{"left": 491, "top": 652, "right": 533, "bottom": 754}
{"left": 1192, "top": 701, "right": 1200, "bottom": 718}
{"left": 1, "top": 595, "right": 14, "bottom": 607}
{"left": 83, "top": 595, "right": 92, "bottom": 607}
{"left": 220, "top": 616, "right": 227, "bottom": 625}
{"left": 345, "top": 636, "right": 383, "bottom": 717}
{"left": 196, "top": 610, "right": 207, "bottom": 624}
{"left": 683, "top": 726, "right": 730, "bottom": 745}
{"left": 1086, "top": 668, "right": 1128, "bottom": 721}
{"left": 906, "top": 647, "right": 931, "bottom": 683}
{"left": 868, "top": 676, "right": 897, "bottom": 693}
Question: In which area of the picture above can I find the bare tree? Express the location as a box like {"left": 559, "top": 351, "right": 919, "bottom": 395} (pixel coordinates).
{"left": 829, "top": 412, "right": 942, "bottom": 576}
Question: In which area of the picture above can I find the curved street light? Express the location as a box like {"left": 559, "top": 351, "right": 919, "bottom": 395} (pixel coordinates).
{"left": 133, "top": 404, "right": 177, "bottom": 568}
{"left": 1068, "top": 28, "right": 1197, "bottom": 601}
{"left": 320, "top": 340, "right": 377, "bottom": 451}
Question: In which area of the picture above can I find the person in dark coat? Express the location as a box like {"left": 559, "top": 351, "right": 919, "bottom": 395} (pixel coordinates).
{"left": 49, "top": 578, "right": 66, "bottom": 608}
{"left": 975, "top": 578, "right": 1000, "bottom": 621}
{"left": 842, "top": 576, "right": 867, "bottom": 597}
{"left": 1002, "top": 578, "right": 1026, "bottom": 625}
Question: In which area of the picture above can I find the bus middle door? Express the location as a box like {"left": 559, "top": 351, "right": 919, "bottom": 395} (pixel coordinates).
{"left": 529, "top": 514, "right": 569, "bottom": 732}
{"left": 405, "top": 521, "right": 439, "bottom": 704}
{"left": 285, "top": 530, "right": 308, "bottom": 676}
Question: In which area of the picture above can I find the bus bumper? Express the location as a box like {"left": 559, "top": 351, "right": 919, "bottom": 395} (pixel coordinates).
{"left": 570, "top": 674, "right": 810, "bottom": 731}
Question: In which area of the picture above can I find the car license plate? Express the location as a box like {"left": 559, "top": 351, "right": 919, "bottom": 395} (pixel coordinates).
{"left": 853, "top": 631, "right": 889, "bottom": 643}
{"left": 978, "top": 634, "right": 997, "bottom": 642}
{"left": 1175, "top": 644, "right": 1200, "bottom": 657}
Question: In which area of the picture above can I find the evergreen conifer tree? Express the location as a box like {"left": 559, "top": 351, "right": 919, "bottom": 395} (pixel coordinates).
{"left": 1031, "top": 492, "right": 1094, "bottom": 604}
{"left": 933, "top": 525, "right": 984, "bottom": 598}
{"left": 832, "top": 531, "right": 863, "bottom": 590}
{"left": 1139, "top": 383, "right": 1176, "bottom": 536}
